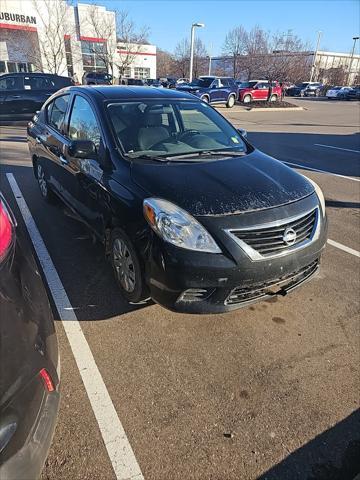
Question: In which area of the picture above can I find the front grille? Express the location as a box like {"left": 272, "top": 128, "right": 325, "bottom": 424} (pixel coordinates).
{"left": 229, "top": 209, "right": 318, "bottom": 258}
{"left": 225, "top": 260, "right": 319, "bottom": 305}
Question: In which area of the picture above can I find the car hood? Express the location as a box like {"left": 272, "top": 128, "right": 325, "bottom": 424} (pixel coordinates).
{"left": 130, "top": 150, "right": 314, "bottom": 216}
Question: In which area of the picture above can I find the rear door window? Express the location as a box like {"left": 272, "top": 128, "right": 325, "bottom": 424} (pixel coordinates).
{"left": 47, "top": 95, "right": 70, "bottom": 132}
{"left": 24, "top": 76, "right": 56, "bottom": 90}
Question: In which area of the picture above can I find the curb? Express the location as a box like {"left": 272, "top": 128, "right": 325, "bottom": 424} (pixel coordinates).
{"left": 243, "top": 107, "right": 304, "bottom": 112}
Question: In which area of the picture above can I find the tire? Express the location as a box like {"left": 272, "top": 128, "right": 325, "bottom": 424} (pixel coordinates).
{"left": 201, "top": 95, "right": 209, "bottom": 103}
{"left": 242, "top": 94, "right": 252, "bottom": 104}
{"left": 110, "top": 228, "right": 147, "bottom": 303}
{"left": 36, "top": 162, "right": 56, "bottom": 203}
{"left": 226, "top": 94, "right": 236, "bottom": 108}
{"left": 270, "top": 94, "right": 277, "bottom": 102}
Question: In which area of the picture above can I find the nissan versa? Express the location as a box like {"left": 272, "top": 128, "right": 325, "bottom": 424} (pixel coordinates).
{"left": 27, "top": 86, "right": 327, "bottom": 313}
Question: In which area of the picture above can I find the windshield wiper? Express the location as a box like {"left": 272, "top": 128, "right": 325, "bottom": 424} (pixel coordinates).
{"left": 161, "top": 150, "right": 247, "bottom": 160}
{"left": 125, "top": 153, "right": 169, "bottom": 162}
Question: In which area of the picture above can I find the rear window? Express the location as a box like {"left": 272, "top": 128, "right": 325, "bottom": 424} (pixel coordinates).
{"left": 239, "top": 81, "right": 258, "bottom": 88}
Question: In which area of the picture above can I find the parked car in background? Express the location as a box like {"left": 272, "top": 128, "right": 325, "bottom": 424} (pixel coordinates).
{"left": 159, "top": 77, "right": 177, "bottom": 88}
{"left": 82, "top": 72, "right": 112, "bottom": 85}
{"left": 0, "top": 193, "right": 60, "bottom": 479}
{"left": 146, "top": 79, "right": 163, "bottom": 88}
{"left": 176, "top": 76, "right": 238, "bottom": 107}
{"left": 345, "top": 85, "right": 360, "bottom": 100}
{"left": 286, "top": 82, "right": 323, "bottom": 97}
{"left": 326, "top": 86, "right": 353, "bottom": 99}
{"left": 120, "top": 78, "right": 147, "bottom": 86}
{"left": 0, "top": 72, "right": 73, "bottom": 121}
{"left": 176, "top": 78, "right": 189, "bottom": 85}
{"left": 28, "top": 85, "right": 327, "bottom": 314}
{"left": 237, "top": 80, "right": 282, "bottom": 103}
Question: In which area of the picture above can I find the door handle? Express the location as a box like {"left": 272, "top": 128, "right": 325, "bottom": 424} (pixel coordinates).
{"left": 60, "top": 155, "right": 69, "bottom": 165}
{"left": 9, "top": 95, "right": 21, "bottom": 99}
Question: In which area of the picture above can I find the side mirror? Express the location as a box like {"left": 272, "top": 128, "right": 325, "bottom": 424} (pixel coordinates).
{"left": 237, "top": 128, "right": 247, "bottom": 138}
{"left": 68, "top": 140, "right": 97, "bottom": 159}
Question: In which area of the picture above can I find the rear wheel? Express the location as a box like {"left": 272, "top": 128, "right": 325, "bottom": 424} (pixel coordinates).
{"left": 201, "top": 95, "right": 209, "bottom": 103}
{"left": 242, "top": 94, "right": 252, "bottom": 104}
{"left": 270, "top": 94, "right": 278, "bottom": 102}
{"left": 36, "top": 163, "right": 56, "bottom": 203}
{"left": 110, "top": 228, "right": 147, "bottom": 303}
{"left": 226, "top": 94, "right": 236, "bottom": 108}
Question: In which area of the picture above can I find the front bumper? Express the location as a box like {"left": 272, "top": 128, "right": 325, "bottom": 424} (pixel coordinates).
{"left": 145, "top": 194, "right": 327, "bottom": 314}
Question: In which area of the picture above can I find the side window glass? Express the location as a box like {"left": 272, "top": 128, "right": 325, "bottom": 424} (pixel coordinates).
{"left": 68, "top": 95, "right": 101, "bottom": 148}
{"left": 48, "top": 95, "right": 69, "bottom": 131}
{"left": 0, "top": 76, "right": 23, "bottom": 90}
{"left": 24, "top": 76, "right": 55, "bottom": 90}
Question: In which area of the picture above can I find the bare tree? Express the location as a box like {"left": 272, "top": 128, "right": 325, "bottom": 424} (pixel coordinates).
{"left": 222, "top": 26, "right": 247, "bottom": 78}
{"left": 29, "top": 0, "right": 73, "bottom": 74}
{"left": 173, "top": 37, "right": 208, "bottom": 78}
{"left": 157, "top": 49, "right": 176, "bottom": 78}
{"left": 85, "top": 5, "right": 118, "bottom": 78}
{"left": 116, "top": 11, "right": 150, "bottom": 78}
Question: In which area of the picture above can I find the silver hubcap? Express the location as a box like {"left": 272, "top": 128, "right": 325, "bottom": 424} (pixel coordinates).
{"left": 113, "top": 238, "right": 136, "bottom": 293}
{"left": 243, "top": 96, "right": 251, "bottom": 103}
{"left": 202, "top": 96, "right": 209, "bottom": 103}
{"left": 228, "top": 96, "right": 235, "bottom": 106}
{"left": 37, "top": 165, "right": 47, "bottom": 197}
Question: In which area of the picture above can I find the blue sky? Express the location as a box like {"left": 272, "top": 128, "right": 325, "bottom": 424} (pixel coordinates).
{"left": 81, "top": 0, "right": 360, "bottom": 56}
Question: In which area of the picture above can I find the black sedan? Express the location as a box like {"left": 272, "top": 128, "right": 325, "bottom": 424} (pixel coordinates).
{"left": 0, "top": 194, "right": 60, "bottom": 478}
{"left": 27, "top": 86, "right": 327, "bottom": 314}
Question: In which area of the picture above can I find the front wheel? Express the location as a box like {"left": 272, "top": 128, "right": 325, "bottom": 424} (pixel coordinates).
{"left": 110, "top": 228, "right": 147, "bottom": 303}
{"left": 242, "top": 94, "right": 252, "bottom": 104}
{"left": 226, "top": 94, "right": 236, "bottom": 108}
{"left": 201, "top": 95, "right": 209, "bottom": 103}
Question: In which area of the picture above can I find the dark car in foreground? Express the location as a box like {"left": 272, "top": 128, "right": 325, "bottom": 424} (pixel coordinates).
{"left": 83, "top": 72, "right": 112, "bottom": 85}
{"left": 0, "top": 194, "right": 60, "bottom": 479}
{"left": 27, "top": 86, "right": 327, "bottom": 314}
{"left": 176, "top": 76, "right": 238, "bottom": 107}
{"left": 0, "top": 72, "right": 73, "bottom": 121}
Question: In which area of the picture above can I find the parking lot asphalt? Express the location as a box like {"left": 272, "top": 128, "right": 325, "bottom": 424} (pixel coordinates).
{"left": 1, "top": 98, "right": 359, "bottom": 480}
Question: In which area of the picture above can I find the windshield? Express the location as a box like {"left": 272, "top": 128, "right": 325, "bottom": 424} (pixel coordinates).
{"left": 107, "top": 100, "right": 248, "bottom": 159}
{"left": 239, "top": 81, "right": 258, "bottom": 88}
{"left": 188, "top": 78, "right": 214, "bottom": 88}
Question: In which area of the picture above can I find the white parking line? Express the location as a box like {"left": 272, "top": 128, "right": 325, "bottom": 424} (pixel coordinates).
{"left": 282, "top": 161, "right": 360, "bottom": 182}
{"left": 327, "top": 239, "right": 360, "bottom": 258}
{"left": 6, "top": 173, "right": 144, "bottom": 480}
{"left": 315, "top": 144, "right": 360, "bottom": 154}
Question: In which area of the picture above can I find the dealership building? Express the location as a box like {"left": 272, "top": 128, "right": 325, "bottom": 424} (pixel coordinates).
{"left": 0, "top": 0, "right": 157, "bottom": 80}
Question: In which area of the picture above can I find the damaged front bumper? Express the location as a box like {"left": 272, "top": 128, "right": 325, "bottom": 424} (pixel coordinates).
{"left": 144, "top": 194, "right": 328, "bottom": 314}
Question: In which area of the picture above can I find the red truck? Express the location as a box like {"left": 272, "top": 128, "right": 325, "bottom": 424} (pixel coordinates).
{"left": 237, "top": 80, "right": 282, "bottom": 103}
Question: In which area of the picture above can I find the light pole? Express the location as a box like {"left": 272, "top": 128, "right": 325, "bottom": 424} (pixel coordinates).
{"left": 208, "top": 42, "right": 213, "bottom": 76}
{"left": 309, "top": 31, "right": 322, "bottom": 82}
{"left": 347, "top": 36, "right": 359, "bottom": 85}
{"left": 189, "top": 22, "right": 205, "bottom": 82}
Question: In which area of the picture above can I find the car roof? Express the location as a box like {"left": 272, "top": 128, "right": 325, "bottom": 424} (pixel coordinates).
{"left": 63, "top": 85, "right": 199, "bottom": 101}
{"left": 0, "top": 72, "right": 63, "bottom": 77}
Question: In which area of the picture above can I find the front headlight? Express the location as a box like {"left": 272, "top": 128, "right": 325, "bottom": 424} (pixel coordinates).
{"left": 143, "top": 198, "right": 221, "bottom": 253}
{"left": 304, "top": 177, "right": 326, "bottom": 215}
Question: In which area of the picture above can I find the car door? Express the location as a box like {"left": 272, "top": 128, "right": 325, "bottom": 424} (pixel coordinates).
{"left": 209, "top": 79, "right": 223, "bottom": 102}
{"left": 0, "top": 75, "right": 25, "bottom": 118}
{"left": 38, "top": 94, "right": 73, "bottom": 200}
{"left": 64, "top": 94, "right": 106, "bottom": 234}
{"left": 255, "top": 82, "right": 269, "bottom": 100}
